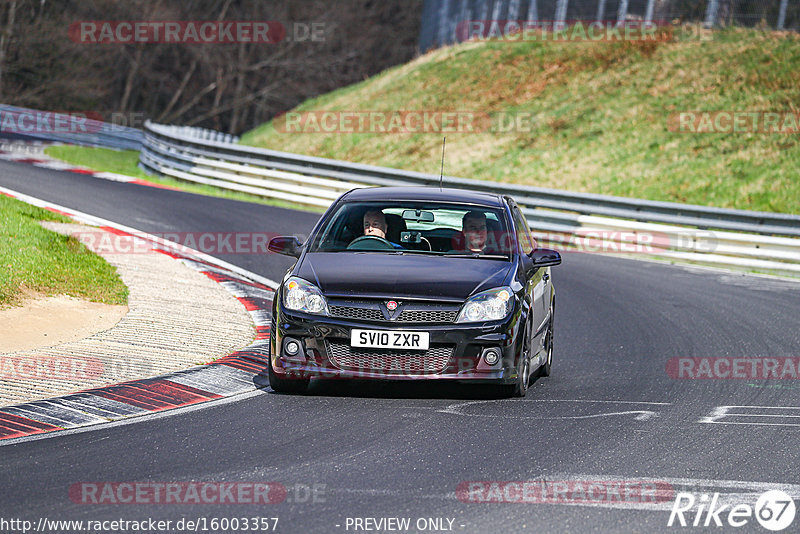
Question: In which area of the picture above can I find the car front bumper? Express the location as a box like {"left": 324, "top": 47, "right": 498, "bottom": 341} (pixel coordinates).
{"left": 270, "top": 306, "right": 525, "bottom": 384}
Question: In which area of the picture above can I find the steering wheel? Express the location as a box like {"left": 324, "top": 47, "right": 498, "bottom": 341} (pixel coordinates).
{"left": 347, "top": 235, "right": 396, "bottom": 251}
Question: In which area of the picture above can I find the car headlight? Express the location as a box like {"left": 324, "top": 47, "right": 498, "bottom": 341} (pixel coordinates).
{"left": 283, "top": 277, "right": 329, "bottom": 315}
{"left": 456, "top": 287, "right": 515, "bottom": 323}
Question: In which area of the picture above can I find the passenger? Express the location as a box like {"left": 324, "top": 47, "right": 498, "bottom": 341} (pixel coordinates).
{"left": 462, "top": 210, "right": 488, "bottom": 253}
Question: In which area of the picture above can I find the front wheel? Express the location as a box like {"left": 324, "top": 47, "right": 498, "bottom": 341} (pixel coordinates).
{"left": 538, "top": 312, "right": 554, "bottom": 378}
{"left": 501, "top": 322, "right": 531, "bottom": 398}
{"left": 268, "top": 359, "right": 309, "bottom": 394}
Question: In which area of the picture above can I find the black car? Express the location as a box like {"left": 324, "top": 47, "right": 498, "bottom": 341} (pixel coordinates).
{"left": 267, "top": 186, "right": 561, "bottom": 396}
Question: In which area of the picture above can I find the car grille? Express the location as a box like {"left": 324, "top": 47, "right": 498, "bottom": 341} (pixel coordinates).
{"left": 325, "top": 341, "right": 453, "bottom": 374}
{"left": 329, "top": 305, "right": 384, "bottom": 322}
{"left": 328, "top": 301, "right": 459, "bottom": 324}
{"left": 395, "top": 309, "right": 457, "bottom": 323}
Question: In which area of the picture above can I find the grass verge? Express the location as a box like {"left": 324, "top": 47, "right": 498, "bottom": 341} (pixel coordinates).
{"left": 0, "top": 194, "right": 128, "bottom": 306}
{"left": 44, "top": 145, "right": 150, "bottom": 180}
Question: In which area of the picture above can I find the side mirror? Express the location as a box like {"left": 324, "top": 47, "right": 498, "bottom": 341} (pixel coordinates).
{"left": 268, "top": 236, "right": 303, "bottom": 258}
{"left": 529, "top": 248, "right": 561, "bottom": 267}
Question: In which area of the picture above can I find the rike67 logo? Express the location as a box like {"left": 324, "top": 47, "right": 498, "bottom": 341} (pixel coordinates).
{"left": 668, "top": 490, "right": 796, "bottom": 531}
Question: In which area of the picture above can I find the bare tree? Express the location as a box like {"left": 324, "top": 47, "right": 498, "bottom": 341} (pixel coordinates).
{"left": 0, "top": 0, "right": 423, "bottom": 134}
{"left": 0, "top": 0, "right": 19, "bottom": 100}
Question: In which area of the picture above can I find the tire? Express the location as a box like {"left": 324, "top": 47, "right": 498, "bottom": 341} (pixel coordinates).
{"left": 268, "top": 361, "right": 310, "bottom": 394}
{"left": 538, "top": 310, "right": 554, "bottom": 378}
{"left": 267, "top": 317, "right": 309, "bottom": 394}
{"left": 501, "top": 322, "right": 531, "bottom": 398}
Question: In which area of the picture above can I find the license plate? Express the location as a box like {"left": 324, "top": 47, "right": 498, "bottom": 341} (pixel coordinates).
{"left": 350, "top": 329, "right": 430, "bottom": 350}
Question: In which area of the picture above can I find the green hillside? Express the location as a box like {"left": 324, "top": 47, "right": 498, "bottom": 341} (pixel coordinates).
{"left": 241, "top": 27, "right": 800, "bottom": 214}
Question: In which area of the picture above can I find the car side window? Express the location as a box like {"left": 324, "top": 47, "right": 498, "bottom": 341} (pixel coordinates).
{"left": 511, "top": 206, "right": 534, "bottom": 255}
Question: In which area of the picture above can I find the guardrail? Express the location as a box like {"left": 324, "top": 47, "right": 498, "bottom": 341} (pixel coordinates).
{"left": 0, "top": 105, "right": 143, "bottom": 150}
{"left": 140, "top": 120, "right": 800, "bottom": 277}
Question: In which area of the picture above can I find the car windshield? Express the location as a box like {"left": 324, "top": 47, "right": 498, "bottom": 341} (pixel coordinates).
{"left": 309, "top": 201, "right": 513, "bottom": 258}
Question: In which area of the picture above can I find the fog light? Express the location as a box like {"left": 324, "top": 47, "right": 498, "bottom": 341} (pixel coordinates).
{"left": 483, "top": 347, "right": 501, "bottom": 366}
{"left": 284, "top": 339, "right": 301, "bottom": 357}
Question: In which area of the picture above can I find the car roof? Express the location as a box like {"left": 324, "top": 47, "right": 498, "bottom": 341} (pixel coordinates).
{"left": 342, "top": 186, "right": 506, "bottom": 207}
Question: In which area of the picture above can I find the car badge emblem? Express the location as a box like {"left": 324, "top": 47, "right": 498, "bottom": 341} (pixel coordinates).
{"left": 386, "top": 300, "right": 398, "bottom": 311}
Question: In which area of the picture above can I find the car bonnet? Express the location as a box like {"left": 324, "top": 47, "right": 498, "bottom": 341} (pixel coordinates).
{"left": 296, "top": 252, "right": 515, "bottom": 301}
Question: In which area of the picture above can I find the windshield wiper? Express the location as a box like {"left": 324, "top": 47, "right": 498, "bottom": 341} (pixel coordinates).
{"left": 444, "top": 253, "right": 509, "bottom": 259}
{"left": 314, "top": 250, "right": 507, "bottom": 259}
{"left": 390, "top": 250, "right": 507, "bottom": 258}
{"left": 392, "top": 249, "right": 444, "bottom": 255}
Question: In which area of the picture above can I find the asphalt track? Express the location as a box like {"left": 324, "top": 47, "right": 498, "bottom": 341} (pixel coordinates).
{"left": 2, "top": 159, "right": 800, "bottom": 533}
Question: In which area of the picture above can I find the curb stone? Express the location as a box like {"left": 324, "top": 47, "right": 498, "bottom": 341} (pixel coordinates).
{"left": 0, "top": 188, "right": 277, "bottom": 444}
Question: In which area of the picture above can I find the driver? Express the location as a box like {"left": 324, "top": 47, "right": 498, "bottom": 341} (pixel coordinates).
{"left": 363, "top": 209, "right": 388, "bottom": 239}
{"left": 353, "top": 209, "right": 404, "bottom": 250}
